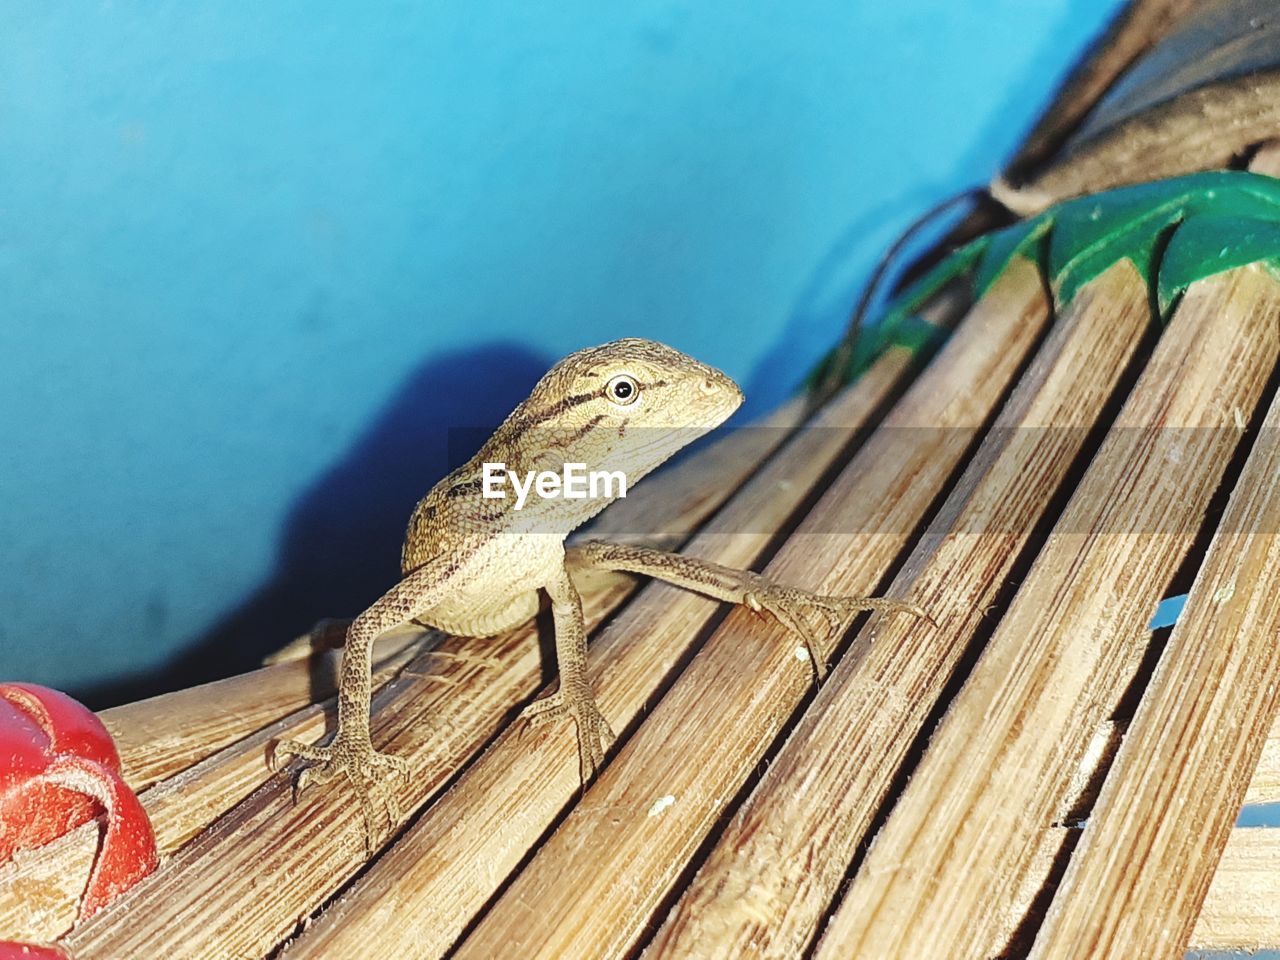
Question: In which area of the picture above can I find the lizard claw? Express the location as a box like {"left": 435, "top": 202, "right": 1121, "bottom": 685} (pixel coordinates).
{"left": 273, "top": 734, "right": 412, "bottom": 855}
{"left": 520, "top": 691, "right": 616, "bottom": 781}
{"left": 745, "top": 582, "right": 930, "bottom": 680}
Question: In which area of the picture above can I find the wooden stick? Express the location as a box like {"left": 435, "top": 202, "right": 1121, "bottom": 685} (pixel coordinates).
{"left": 1104, "top": 142, "right": 1280, "bottom": 947}
{"left": 1190, "top": 827, "right": 1280, "bottom": 951}
{"left": 0, "top": 636, "right": 425, "bottom": 941}
{"left": 646, "top": 262, "right": 1151, "bottom": 959}
{"left": 277, "top": 342, "right": 918, "bottom": 959}
{"left": 453, "top": 258, "right": 1051, "bottom": 960}
{"left": 814, "top": 266, "right": 1280, "bottom": 959}
{"left": 1029, "top": 276, "right": 1280, "bottom": 957}
{"left": 1007, "top": 0, "right": 1198, "bottom": 189}
{"left": 99, "top": 629, "right": 423, "bottom": 789}
{"left": 52, "top": 363, "right": 858, "bottom": 958}
{"left": 1245, "top": 729, "right": 1280, "bottom": 804}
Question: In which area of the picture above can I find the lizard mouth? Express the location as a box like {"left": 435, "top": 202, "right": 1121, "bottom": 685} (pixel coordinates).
{"left": 696, "top": 367, "right": 744, "bottom": 413}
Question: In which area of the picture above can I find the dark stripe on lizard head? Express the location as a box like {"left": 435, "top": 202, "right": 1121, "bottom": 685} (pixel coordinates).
{"left": 511, "top": 391, "right": 598, "bottom": 431}
{"left": 445, "top": 478, "right": 485, "bottom": 498}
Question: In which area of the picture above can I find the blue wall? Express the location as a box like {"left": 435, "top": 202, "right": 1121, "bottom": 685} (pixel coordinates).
{"left": 1, "top": 0, "right": 1122, "bottom": 701}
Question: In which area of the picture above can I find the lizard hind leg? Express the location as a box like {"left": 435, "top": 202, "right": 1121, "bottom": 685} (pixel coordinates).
{"left": 746, "top": 585, "right": 930, "bottom": 681}
{"left": 566, "top": 542, "right": 930, "bottom": 683}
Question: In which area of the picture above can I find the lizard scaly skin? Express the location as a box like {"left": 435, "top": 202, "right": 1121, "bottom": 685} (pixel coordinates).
{"left": 275, "top": 339, "right": 925, "bottom": 849}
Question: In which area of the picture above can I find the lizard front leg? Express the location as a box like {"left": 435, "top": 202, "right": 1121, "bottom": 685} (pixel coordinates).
{"left": 274, "top": 560, "right": 452, "bottom": 852}
{"left": 520, "top": 565, "right": 616, "bottom": 780}
{"left": 566, "top": 541, "right": 927, "bottom": 680}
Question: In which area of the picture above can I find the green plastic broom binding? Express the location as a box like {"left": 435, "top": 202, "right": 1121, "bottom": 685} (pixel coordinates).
{"left": 811, "top": 171, "right": 1280, "bottom": 392}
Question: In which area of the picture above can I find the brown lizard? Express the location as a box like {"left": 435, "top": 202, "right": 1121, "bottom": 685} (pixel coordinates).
{"left": 274, "top": 338, "right": 924, "bottom": 845}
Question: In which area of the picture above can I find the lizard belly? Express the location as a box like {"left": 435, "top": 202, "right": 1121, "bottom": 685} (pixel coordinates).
{"left": 420, "top": 533, "right": 562, "bottom": 638}
{"left": 426, "top": 591, "right": 539, "bottom": 638}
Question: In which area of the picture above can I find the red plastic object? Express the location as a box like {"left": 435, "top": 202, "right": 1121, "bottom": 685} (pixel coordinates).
{"left": 0, "top": 943, "right": 70, "bottom": 959}
{"left": 0, "top": 683, "right": 157, "bottom": 920}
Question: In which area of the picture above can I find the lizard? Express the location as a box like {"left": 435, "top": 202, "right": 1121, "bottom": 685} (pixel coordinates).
{"left": 274, "top": 338, "right": 926, "bottom": 846}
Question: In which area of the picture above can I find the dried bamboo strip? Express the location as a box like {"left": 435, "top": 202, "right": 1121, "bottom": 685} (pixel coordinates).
{"left": 277, "top": 343, "right": 918, "bottom": 960}
{"left": 1131, "top": 628, "right": 1280, "bottom": 808}
{"left": 454, "top": 258, "right": 1051, "bottom": 960}
{"left": 647, "top": 262, "right": 1150, "bottom": 959}
{"left": 1010, "top": 0, "right": 1198, "bottom": 183}
{"left": 54, "top": 580, "right": 624, "bottom": 956}
{"left": 1245, "top": 729, "right": 1280, "bottom": 804}
{"left": 0, "top": 633, "right": 426, "bottom": 941}
{"left": 1030, "top": 287, "right": 1280, "bottom": 957}
{"left": 1190, "top": 827, "right": 1280, "bottom": 951}
{"left": 99, "top": 629, "right": 423, "bottom": 789}
{"left": 815, "top": 266, "right": 1280, "bottom": 960}
{"left": 54, "top": 359, "right": 864, "bottom": 959}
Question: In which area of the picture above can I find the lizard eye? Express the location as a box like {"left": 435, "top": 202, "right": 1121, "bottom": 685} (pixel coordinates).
{"left": 605, "top": 374, "right": 641, "bottom": 406}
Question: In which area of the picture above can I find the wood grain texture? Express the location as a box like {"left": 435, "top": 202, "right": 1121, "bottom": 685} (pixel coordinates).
{"left": 0, "top": 631, "right": 425, "bottom": 942}
{"left": 277, "top": 346, "right": 917, "bottom": 960}
{"left": 1245, "top": 730, "right": 1280, "bottom": 804}
{"left": 1191, "top": 827, "right": 1280, "bottom": 951}
{"left": 814, "top": 267, "right": 1280, "bottom": 960}
{"left": 99, "top": 631, "right": 422, "bottom": 790}
{"left": 1029, "top": 271, "right": 1280, "bottom": 957}
{"left": 454, "top": 257, "right": 1051, "bottom": 960}
{"left": 814, "top": 266, "right": 1280, "bottom": 960}
{"left": 646, "top": 262, "right": 1151, "bottom": 959}
{"left": 1005, "top": 74, "right": 1280, "bottom": 214}
{"left": 48, "top": 360, "right": 828, "bottom": 958}
{"left": 1005, "top": 0, "right": 1199, "bottom": 192}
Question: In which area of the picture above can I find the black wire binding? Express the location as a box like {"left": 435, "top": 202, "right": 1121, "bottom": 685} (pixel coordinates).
{"left": 815, "top": 187, "right": 988, "bottom": 400}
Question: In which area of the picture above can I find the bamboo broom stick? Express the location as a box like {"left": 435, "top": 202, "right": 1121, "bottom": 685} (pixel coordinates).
{"left": 452, "top": 257, "right": 1050, "bottom": 960}
{"left": 277, "top": 338, "right": 918, "bottom": 960}
{"left": 1190, "top": 827, "right": 1280, "bottom": 951}
{"left": 813, "top": 265, "right": 1280, "bottom": 959}
{"left": 1009, "top": 0, "right": 1199, "bottom": 184}
{"left": 1129, "top": 138, "right": 1280, "bottom": 956}
{"left": 1028, "top": 277, "right": 1280, "bottom": 958}
{"left": 646, "top": 261, "right": 1151, "bottom": 959}
{"left": 1245, "top": 732, "right": 1280, "bottom": 804}
{"left": 0, "top": 633, "right": 424, "bottom": 942}
{"left": 99, "top": 629, "right": 424, "bottom": 789}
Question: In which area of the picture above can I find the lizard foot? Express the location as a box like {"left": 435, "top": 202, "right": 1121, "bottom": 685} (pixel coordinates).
{"left": 745, "top": 581, "right": 930, "bottom": 680}
{"left": 520, "top": 691, "right": 617, "bottom": 781}
{"left": 274, "top": 734, "right": 411, "bottom": 854}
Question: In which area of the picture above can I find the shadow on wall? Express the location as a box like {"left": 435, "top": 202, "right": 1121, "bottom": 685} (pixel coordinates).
{"left": 76, "top": 342, "right": 551, "bottom": 709}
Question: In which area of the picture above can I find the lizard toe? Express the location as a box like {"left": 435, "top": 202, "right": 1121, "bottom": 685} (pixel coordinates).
{"left": 294, "top": 758, "right": 339, "bottom": 796}
{"left": 519, "top": 693, "right": 569, "bottom": 727}
{"left": 273, "top": 737, "right": 330, "bottom": 769}
{"left": 521, "top": 691, "right": 616, "bottom": 781}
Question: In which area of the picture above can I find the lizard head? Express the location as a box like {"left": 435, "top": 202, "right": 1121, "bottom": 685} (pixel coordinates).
{"left": 503, "top": 337, "right": 743, "bottom": 490}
